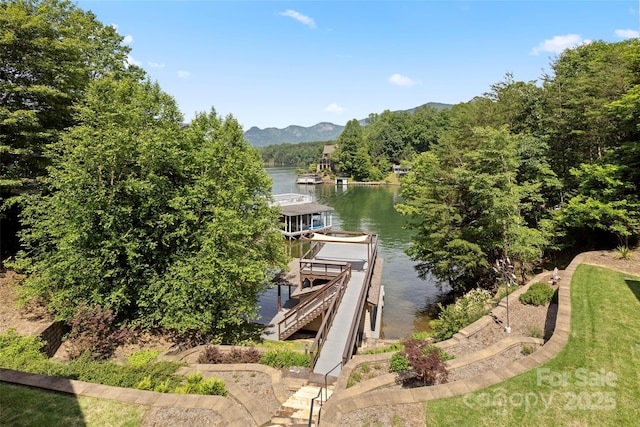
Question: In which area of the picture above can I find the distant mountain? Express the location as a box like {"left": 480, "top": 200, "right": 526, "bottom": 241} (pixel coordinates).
{"left": 244, "top": 122, "right": 343, "bottom": 147}
{"left": 244, "top": 102, "right": 452, "bottom": 147}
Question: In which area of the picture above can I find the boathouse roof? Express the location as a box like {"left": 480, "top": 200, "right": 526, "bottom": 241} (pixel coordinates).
{"left": 280, "top": 202, "right": 333, "bottom": 217}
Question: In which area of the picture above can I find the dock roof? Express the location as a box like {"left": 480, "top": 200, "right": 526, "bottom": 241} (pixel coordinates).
{"left": 280, "top": 202, "right": 333, "bottom": 216}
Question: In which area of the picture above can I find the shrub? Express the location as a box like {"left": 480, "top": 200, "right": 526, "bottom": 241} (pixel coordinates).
{"left": 402, "top": 338, "right": 448, "bottom": 385}
{"left": 173, "top": 373, "right": 227, "bottom": 396}
{"left": 197, "top": 345, "right": 224, "bottom": 364}
{"left": 430, "top": 288, "right": 492, "bottom": 341}
{"left": 410, "top": 331, "right": 433, "bottom": 340}
{"left": 520, "top": 282, "right": 554, "bottom": 306}
{"left": 528, "top": 326, "right": 544, "bottom": 339}
{"left": 126, "top": 350, "right": 161, "bottom": 366}
{"left": 423, "top": 344, "right": 454, "bottom": 361}
{"left": 389, "top": 352, "right": 410, "bottom": 372}
{"left": 0, "top": 329, "right": 51, "bottom": 374}
{"left": 259, "top": 350, "right": 310, "bottom": 368}
{"left": 65, "top": 304, "right": 133, "bottom": 360}
{"left": 361, "top": 342, "right": 404, "bottom": 355}
{"left": 522, "top": 344, "right": 536, "bottom": 355}
{"left": 197, "top": 345, "right": 262, "bottom": 364}
{"left": 617, "top": 245, "right": 632, "bottom": 260}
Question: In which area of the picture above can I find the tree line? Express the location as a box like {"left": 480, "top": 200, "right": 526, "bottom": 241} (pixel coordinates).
{"left": 330, "top": 42, "right": 640, "bottom": 294}
{"left": 1, "top": 0, "right": 287, "bottom": 342}
{"left": 2, "top": 0, "right": 638, "bottom": 340}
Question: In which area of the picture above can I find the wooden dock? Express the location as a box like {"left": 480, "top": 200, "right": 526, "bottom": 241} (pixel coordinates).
{"left": 262, "top": 232, "right": 383, "bottom": 377}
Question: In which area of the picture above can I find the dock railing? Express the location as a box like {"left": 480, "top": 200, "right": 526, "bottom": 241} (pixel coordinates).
{"left": 308, "top": 268, "right": 350, "bottom": 369}
{"left": 278, "top": 265, "right": 351, "bottom": 341}
{"left": 340, "top": 234, "right": 379, "bottom": 366}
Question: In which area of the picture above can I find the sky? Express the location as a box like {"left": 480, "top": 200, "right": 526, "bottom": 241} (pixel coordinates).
{"left": 77, "top": 0, "right": 640, "bottom": 130}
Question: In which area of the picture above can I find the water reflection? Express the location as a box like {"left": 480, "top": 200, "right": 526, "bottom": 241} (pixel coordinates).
{"left": 259, "top": 167, "right": 449, "bottom": 339}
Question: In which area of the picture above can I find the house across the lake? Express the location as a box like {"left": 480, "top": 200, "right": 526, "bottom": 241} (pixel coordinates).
{"left": 272, "top": 193, "right": 333, "bottom": 239}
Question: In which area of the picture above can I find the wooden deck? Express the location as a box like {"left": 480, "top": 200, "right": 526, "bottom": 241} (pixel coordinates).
{"left": 262, "top": 232, "right": 382, "bottom": 377}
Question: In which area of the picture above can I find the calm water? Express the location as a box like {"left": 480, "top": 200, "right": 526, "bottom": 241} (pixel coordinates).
{"left": 258, "top": 167, "right": 449, "bottom": 339}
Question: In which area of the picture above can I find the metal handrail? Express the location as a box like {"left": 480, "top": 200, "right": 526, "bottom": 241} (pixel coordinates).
{"left": 308, "top": 387, "right": 323, "bottom": 427}
{"left": 324, "top": 360, "right": 343, "bottom": 402}
{"left": 308, "top": 268, "right": 351, "bottom": 368}
{"left": 340, "top": 235, "right": 379, "bottom": 365}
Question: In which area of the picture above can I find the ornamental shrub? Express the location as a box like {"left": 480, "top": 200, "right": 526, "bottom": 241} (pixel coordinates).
{"left": 65, "top": 303, "right": 133, "bottom": 360}
{"left": 197, "top": 345, "right": 262, "bottom": 364}
{"left": 519, "top": 282, "right": 555, "bottom": 306}
{"left": 430, "top": 288, "right": 492, "bottom": 341}
{"left": 402, "top": 338, "right": 449, "bottom": 385}
{"left": 389, "top": 352, "right": 410, "bottom": 372}
{"left": 173, "top": 373, "right": 227, "bottom": 396}
{"left": 259, "top": 350, "right": 310, "bottom": 368}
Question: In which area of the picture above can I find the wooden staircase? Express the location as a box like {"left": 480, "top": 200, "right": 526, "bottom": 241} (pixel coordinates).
{"left": 277, "top": 268, "right": 351, "bottom": 341}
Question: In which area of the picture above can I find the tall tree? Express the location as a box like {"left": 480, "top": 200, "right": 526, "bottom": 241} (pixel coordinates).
{"left": 335, "top": 119, "right": 366, "bottom": 178}
{"left": 0, "top": 0, "right": 131, "bottom": 258}
{"left": 397, "top": 127, "right": 550, "bottom": 292}
{"left": 14, "top": 74, "right": 287, "bottom": 341}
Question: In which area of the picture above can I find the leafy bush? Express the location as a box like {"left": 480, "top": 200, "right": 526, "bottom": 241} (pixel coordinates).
{"left": 617, "top": 245, "right": 632, "bottom": 260}
{"left": 173, "top": 373, "right": 227, "bottom": 396}
{"left": 0, "top": 330, "right": 183, "bottom": 391}
{"left": 0, "top": 329, "right": 52, "bottom": 374}
{"left": 65, "top": 304, "right": 133, "bottom": 360}
{"left": 389, "top": 352, "right": 410, "bottom": 372}
{"left": 528, "top": 326, "right": 544, "bottom": 339}
{"left": 410, "top": 331, "right": 433, "bottom": 340}
{"left": 126, "top": 350, "right": 161, "bottom": 366}
{"left": 423, "top": 344, "right": 454, "bottom": 361}
{"left": 402, "top": 338, "right": 448, "bottom": 385}
{"left": 430, "top": 288, "right": 492, "bottom": 341}
{"left": 197, "top": 345, "right": 262, "bottom": 364}
{"left": 259, "top": 350, "right": 310, "bottom": 368}
{"left": 522, "top": 344, "right": 536, "bottom": 355}
{"left": 519, "top": 282, "right": 555, "bottom": 306}
{"left": 197, "top": 345, "right": 224, "bottom": 364}
{"left": 361, "top": 342, "right": 404, "bottom": 355}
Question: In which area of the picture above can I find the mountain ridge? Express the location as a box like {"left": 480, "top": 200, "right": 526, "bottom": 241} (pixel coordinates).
{"left": 244, "top": 102, "right": 452, "bottom": 147}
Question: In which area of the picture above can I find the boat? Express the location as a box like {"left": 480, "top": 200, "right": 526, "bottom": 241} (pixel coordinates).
{"left": 295, "top": 173, "right": 324, "bottom": 185}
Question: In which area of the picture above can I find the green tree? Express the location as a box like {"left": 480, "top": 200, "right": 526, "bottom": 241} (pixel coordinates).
{"left": 397, "top": 127, "right": 550, "bottom": 292}
{"left": 0, "top": 0, "right": 130, "bottom": 194}
{"left": 14, "top": 74, "right": 287, "bottom": 341}
{"left": 556, "top": 163, "right": 640, "bottom": 248}
{"left": 0, "top": 0, "right": 132, "bottom": 258}
{"left": 335, "top": 119, "right": 365, "bottom": 178}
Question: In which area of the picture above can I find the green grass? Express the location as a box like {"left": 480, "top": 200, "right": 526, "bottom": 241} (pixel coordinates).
{"left": 0, "top": 382, "right": 144, "bottom": 427}
{"left": 426, "top": 265, "right": 640, "bottom": 426}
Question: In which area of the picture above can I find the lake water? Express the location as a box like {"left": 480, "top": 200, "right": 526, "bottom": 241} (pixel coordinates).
{"left": 257, "top": 167, "right": 449, "bottom": 339}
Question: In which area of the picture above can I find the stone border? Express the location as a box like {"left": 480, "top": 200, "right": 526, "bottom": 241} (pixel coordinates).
{"left": 0, "top": 367, "right": 252, "bottom": 427}
{"left": 176, "top": 363, "right": 291, "bottom": 426}
{"left": 319, "top": 256, "right": 584, "bottom": 426}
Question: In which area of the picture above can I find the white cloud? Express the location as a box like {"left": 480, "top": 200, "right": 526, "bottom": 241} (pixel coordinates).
{"left": 110, "top": 23, "right": 118, "bottom": 30}
{"left": 279, "top": 9, "right": 316, "bottom": 29}
{"left": 615, "top": 29, "right": 640, "bottom": 39}
{"left": 126, "top": 54, "right": 141, "bottom": 66}
{"left": 177, "top": 70, "right": 191, "bottom": 79}
{"left": 148, "top": 61, "right": 165, "bottom": 68}
{"left": 388, "top": 73, "right": 417, "bottom": 87}
{"left": 122, "top": 34, "right": 133, "bottom": 44}
{"left": 325, "top": 103, "right": 345, "bottom": 113}
{"left": 530, "top": 34, "right": 591, "bottom": 55}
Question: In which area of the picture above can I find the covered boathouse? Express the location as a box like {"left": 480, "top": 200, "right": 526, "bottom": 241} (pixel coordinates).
{"left": 272, "top": 193, "right": 333, "bottom": 239}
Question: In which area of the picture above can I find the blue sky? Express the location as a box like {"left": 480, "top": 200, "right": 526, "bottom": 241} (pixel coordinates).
{"left": 78, "top": 1, "right": 640, "bottom": 130}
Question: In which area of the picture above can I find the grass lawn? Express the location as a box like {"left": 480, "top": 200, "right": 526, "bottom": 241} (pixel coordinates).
{"left": 426, "top": 264, "right": 640, "bottom": 426}
{"left": 0, "top": 382, "right": 145, "bottom": 427}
